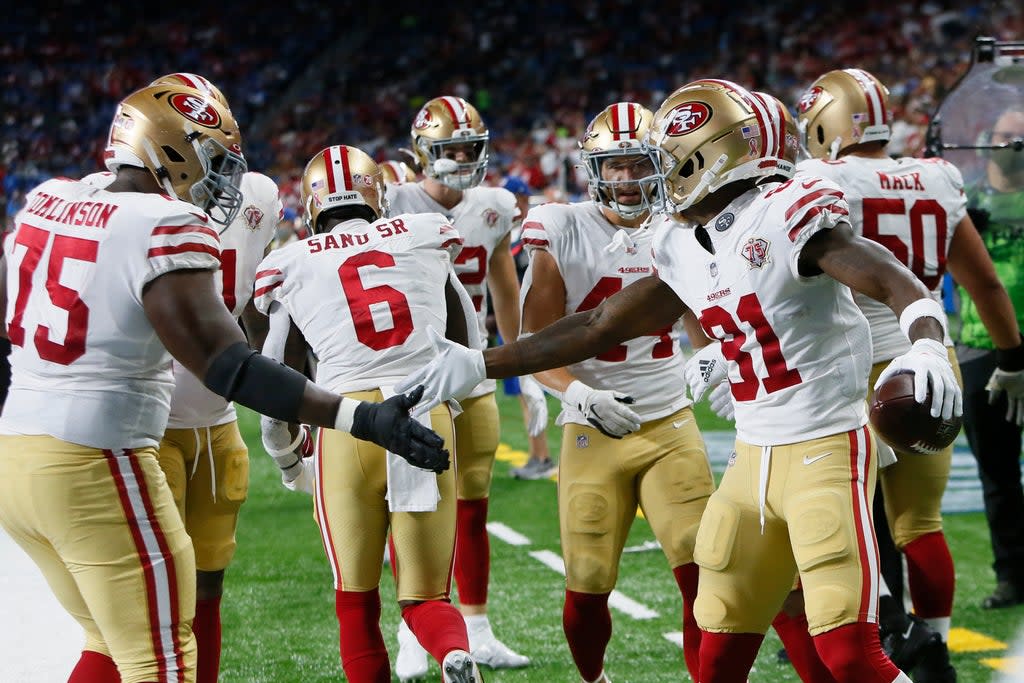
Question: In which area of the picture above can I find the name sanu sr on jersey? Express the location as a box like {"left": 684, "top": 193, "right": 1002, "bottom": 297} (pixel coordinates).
{"left": 252, "top": 212, "right": 464, "bottom": 393}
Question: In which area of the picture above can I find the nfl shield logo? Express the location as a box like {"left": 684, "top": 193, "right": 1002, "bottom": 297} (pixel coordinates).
{"left": 576, "top": 434, "right": 589, "bottom": 449}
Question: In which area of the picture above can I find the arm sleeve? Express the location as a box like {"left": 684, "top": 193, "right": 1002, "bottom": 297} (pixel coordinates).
{"left": 260, "top": 301, "right": 292, "bottom": 362}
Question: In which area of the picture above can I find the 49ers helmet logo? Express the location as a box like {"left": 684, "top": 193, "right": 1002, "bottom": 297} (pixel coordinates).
{"left": 168, "top": 92, "right": 222, "bottom": 128}
{"left": 798, "top": 86, "right": 823, "bottom": 114}
{"left": 413, "top": 107, "right": 433, "bottom": 129}
{"left": 665, "top": 102, "right": 712, "bottom": 136}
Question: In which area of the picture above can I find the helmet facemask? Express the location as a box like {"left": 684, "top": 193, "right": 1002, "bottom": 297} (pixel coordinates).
{"left": 183, "top": 134, "right": 247, "bottom": 227}
{"left": 421, "top": 134, "right": 489, "bottom": 190}
{"left": 584, "top": 150, "right": 660, "bottom": 219}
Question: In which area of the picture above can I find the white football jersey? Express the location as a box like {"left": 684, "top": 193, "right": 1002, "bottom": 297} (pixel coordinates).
{"left": 0, "top": 178, "right": 221, "bottom": 449}
{"left": 81, "top": 171, "right": 282, "bottom": 428}
{"left": 652, "top": 177, "right": 871, "bottom": 446}
{"left": 797, "top": 156, "right": 965, "bottom": 363}
{"left": 252, "top": 213, "right": 462, "bottom": 393}
{"left": 386, "top": 182, "right": 517, "bottom": 397}
{"left": 521, "top": 201, "right": 689, "bottom": 425}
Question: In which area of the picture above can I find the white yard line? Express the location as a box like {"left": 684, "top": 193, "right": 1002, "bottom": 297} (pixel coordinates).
{"left": 0, "top": 528, "right": 81, "bottom": 682}
{"left": 529, "top": 550, "right": 659, "bottom": 620}
{"left": 486, "top": 521, "right": 532, "bottom": 546}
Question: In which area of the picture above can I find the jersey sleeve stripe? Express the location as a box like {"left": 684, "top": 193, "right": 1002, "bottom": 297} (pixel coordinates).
{"left": 784, "top": 188, "right": 845, "bottom": 221}
{"left": 147, "top": 243, "right": 220, "bottom": 258}
{"left": 151, "top": 224, "right": 220, "bottom": 240}
{"left": 441, "top": 237, "right": 464, "bottom": 250}
{"left": 255, "top": 268, "right": 283, "bottom": 279}
{"left": 787, "top": 203, "right": 849, "bottom": 242}
{"left": 253, "top": 281, "right": 283, "bottom": 298}
{"left": 522, "top": 237, "right": 549, "bottom": 247}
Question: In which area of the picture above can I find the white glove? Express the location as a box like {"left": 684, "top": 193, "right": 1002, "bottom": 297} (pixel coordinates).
{"left": 261, "top": 416, "right": 314, "bottom": 487}
{"left": 708, "top": 380, "right": 735, "bottom": 421}
{"left": 395, "top": 326, "right": 486, "bottom": 416}
{"left": 564, "top": 379, "right": 641, "bottom": 438}
{"left": 874, "top": 338, "right": 963, "bottom": 420}
{"left": 282, "top": 458, "right": 316, "bottom": 495}
{"left": 519, "top": 376, "right": 549, "bottom": 437}
{"left": 685, "top": 342, "right": 727, "bottom": 403}
{"left": 986, "top": 368, "right": 1024, "bottom": 426}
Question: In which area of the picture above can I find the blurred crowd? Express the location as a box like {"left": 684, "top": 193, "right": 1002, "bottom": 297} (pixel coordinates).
{"left": 2, "top": 0, "right": 1022, "bottom": 234}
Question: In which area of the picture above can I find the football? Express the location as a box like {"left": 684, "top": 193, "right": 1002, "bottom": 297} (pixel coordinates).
{"left": 869, "top": 370, "right": 963, "bottom": 455}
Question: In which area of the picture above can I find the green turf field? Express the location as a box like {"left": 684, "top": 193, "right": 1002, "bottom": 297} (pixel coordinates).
{"left": 221, "top": 394, "right": 1024, "bottom": 682}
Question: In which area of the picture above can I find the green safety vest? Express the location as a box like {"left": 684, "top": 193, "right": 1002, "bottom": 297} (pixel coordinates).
{"left": 958, "top": 184, "right": 1024, "bottom": 348}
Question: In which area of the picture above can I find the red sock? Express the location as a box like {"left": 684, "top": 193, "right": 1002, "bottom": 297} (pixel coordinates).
{"left": 563, "top": 590, "right": 611, "bottom": 682}
{"left": 813, "top": 622, "right": 900, "bottom": 682}
{"left": 401, "top": 600, "right": 469, "bottom": 664}
{"left": 672, "top": 563, "right": 701, "bottom": 681}
{"left": 698, "top": 631, "right": 764, "bottom": 683}
{"left": 772, "top": 611, "right": 838, "bottom": 683}
{"left": 335, "top": 589, "right": 389, "bottom": 683}
{"left": 455, "top": 498, "right": 490, "bottom": 606}
{"left": 68, "top": 650, "right": 121, "bottom": 682}
{"left": 194, "top": 597, "right": 222, "bottom": 683}
{"left": 903, "top": 531, "right": 955, "bottom": 619}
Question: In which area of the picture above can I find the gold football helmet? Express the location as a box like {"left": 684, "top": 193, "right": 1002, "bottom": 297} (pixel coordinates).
{"left": 579, "top": 102, "right": 660, "bottom": 219}
{"left": 302, "top": 145, "right": 387, "bottom": 233}
{"left": 753, "top": 91, "right": 800, "bottom": 176}
{"left": 106, "top": 74, "right": 232, "bottom": 177}
{"left": 150, "top": 73, "right": 229, "bottom": 108}
{"left": 410, "top": 96, "right": 489, "bottom": 190}
{"left": 796, "top": 68, "right": 892, "bottom": 160}
{"left": 644, "top": 79, "right": 783, "bottom": 211}
{"left": 105, "top": 84, "right": 246, "bottom": 226}
{"left": 380, "top": 159, "right": 417, "bottom": 185}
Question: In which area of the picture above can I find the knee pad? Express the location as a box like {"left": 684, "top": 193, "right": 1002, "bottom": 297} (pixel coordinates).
{"left": 216, "top": 449, "right": 249, "bottom": 503}
{"left": 788, "top": 491, "right": 853, "bottom": 573}
{"left": 693, "top": 496, "right": 740, "bottom": 572}
{"left": 565, "top": 484, "right": 617, "bottom": 591}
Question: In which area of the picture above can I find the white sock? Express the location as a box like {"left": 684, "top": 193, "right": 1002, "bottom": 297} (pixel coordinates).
{"left": 879, "top": 576, "right": 892, "bottom": 597}
{"left": 890, "top": 672, "right": 913, "bottom": 682}
{"left": 464, "top": 613, "right": 490, "bottom": 633}
{"left": 924, "top": 616, "right": 951, "bottom": 641}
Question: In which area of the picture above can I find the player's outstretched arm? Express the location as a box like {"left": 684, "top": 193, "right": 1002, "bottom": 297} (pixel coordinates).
{"left": 397, "top": 274, "right": 686, "bottom": 413}
{"left": 802, "top": 223, "right": 961, "bottom": 419}
{"left": 143, "top": 269, "right": 449, "bottom": 472}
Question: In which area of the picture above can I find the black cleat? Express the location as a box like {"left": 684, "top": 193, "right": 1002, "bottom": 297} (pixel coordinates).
{"left": 913, "top": 638, "right": 957, "bottom": 683}
{"left": 881, "top": 614, "right": 942, "bottom": 672}
{"left": 982, "top": 580, "right": 1024, "bottom": 609}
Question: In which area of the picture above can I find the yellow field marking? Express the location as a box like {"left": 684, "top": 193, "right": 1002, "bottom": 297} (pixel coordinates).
{"left": 495, "top": 443, "right": 529, "bottom": 466}
{"left": 948, "top": 627, "right": 1007, "bottom": 653}
{"left": 980, "top": 656, "right": 1024, "bottom": 674}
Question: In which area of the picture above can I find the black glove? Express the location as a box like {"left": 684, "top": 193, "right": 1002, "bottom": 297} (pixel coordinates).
{"left": 351, "top": 385, "right": 450, "bottom": 474}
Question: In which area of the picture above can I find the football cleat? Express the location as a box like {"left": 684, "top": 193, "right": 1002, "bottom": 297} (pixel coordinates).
{"left": 468, "top": 621, "right": 530, "bottom": 669}
{"left": 982, "top": 580, "right": 1024, "bottom": 609}
{"left": 510, "top": 457, "right": 559, "bottom": 480}
{"left": 881, "top": 614, "right": 942, "bottom": 672}
{"left": 395, "top": 620, "right": 429, "bottom": 682}
{"left": 442, "top": 650, "right": 484, "bottom": 682}
{"left": 912, "top": 639, "right": 957, "bottom": 683}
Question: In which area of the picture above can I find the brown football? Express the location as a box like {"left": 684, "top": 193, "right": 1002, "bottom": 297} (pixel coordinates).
{"left": 869, "top": 370, "right": 962, "bottom": 455}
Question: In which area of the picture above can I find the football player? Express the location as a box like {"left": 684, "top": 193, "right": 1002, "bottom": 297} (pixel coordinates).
{"left": 795, "top": 68, "right": 1024, "bottom": 682}
{"left": 517, "top": 101, "right": 713, "bottom": 682}
{"left": 381, "top": 159, "right": 418, "bottom": 186}
{"left": 253, "top": 144, "right": 482, "bottom": 683}
{"left": 0, "top": 84, "right": 446, "bottom": 683}
{"left": 83, "top": 72, "right": 285, "bottom": 683}
{"left": 387, "top": 95, "right": 530, "bottom": 676}
{"left": 396, "top": 78, "right": 964, "bottom": 683}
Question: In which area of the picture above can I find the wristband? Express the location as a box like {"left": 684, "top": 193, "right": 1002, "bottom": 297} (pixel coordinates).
{"left": 996, "top": 334, "right": 1024, "bottom": 372}
{"left": 898, "top": 298, "right": 947, "bottom": 341}
{"left": 334, "top": 397, "right": 360, "bottom": 433}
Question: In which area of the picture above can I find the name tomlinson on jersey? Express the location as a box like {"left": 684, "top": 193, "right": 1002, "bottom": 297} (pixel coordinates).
{"left": 24, "top": 192, "right": 119, "bottom": 229}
